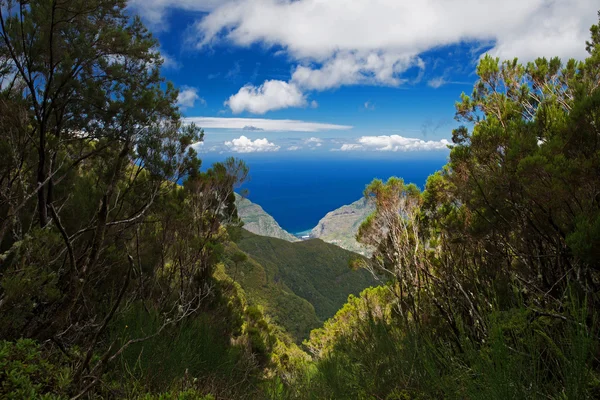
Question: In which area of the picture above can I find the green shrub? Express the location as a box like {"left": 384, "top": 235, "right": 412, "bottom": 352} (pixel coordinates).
{"left": 136, "top": 389, "right": 215, "bottom": 400}
{"left": 0, "top": 339, "right": 72, "bottom": 399}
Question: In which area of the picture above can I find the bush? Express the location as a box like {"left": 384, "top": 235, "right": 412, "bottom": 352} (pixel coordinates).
{"left": 137, "top": 389, "right": 215, "bottom": 400}
{"left": 0, "top": 339, "right": 72, "bottom": 399}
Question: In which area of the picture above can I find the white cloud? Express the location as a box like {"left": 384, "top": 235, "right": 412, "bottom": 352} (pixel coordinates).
{"left": 225, "top": 80, "right": 307, "bottom": 114}
{"left": 304, "top": 137, "right": 323, "bottom": 150}
{"left": 196, "top": 0, "right": 595, "bottom": 60}
{"left": 427, "top": 77, "right": 446, "bottom": 89}
{"left": 305, "top": 137, "right": 323, "bottom": 144}
{"left": 177, "top": 87, "right": 205, "bottom": 109}
{"left": 287, "top": 145, "right": 301, "bottom": 151}
{"left": 291, "top": 52, "right": 417, "bottom": 90}
{"left": 310, "top": 100, "right": 318, "bottom": 108}
{"left": 338, "top": 143, "right": 363, "bottom": 151}
{"left": 160, "top": 53, "right": 179, "bottom": 69}
{"left": 186, "top": 0, "right": 595, "bottom": 91}
{"left": 304, "top": 137, "right": 323, "bottom": 147}
{"left": 337, "top": 135, "right": 450, "bottom": 152}
{"left": 224, "top": 135, "right": 280, "bottom": 153}
{"left": 190, "top": 141, "right": 204, "bottom": 151}
{"left": 364, "top": 101, "right": 376, "bottom": 110}
{"left": 184, "top": 117, "right": 352, "bottom": 132}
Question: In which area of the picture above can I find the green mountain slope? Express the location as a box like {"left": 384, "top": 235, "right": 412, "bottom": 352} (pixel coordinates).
{"left": 310, "top": 198, "right": 375, "bottom": 256}
{"left": 235, "top": 193, "right": 299, "bottom": 242}
{"left": 232, "top": 230, "right": 376, "bottom": 327}
{"left": 223, "top": 240, "right": 321, "bottom": 341}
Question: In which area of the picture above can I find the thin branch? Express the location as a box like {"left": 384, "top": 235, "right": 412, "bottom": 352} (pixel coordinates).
{"left": 49, "top": 203, "right": 77, "bottom": 275}
{"left": 73, "top": 254, "right": 133, "bottom": 383}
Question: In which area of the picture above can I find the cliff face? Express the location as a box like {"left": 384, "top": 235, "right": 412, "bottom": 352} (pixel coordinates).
{"left": 235, "top": 193, "right": 376, "bottom": 255}
{"left": 310, "top": 198, "right": 375, "bottom": 256}
{"left": 235, "top": 194, "right": 299, "bottom": 242}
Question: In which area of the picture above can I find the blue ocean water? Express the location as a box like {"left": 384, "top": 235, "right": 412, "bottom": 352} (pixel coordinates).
{"left": 200, "top": 154, "right": 448, "bottom": 234}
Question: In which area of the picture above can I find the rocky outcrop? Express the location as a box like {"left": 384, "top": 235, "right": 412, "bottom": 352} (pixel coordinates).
{"left": 310, "top": 198, "right": 375, "bottom": 256}
{"left": 235, "top": 194, "right": 299, "bottom": 242}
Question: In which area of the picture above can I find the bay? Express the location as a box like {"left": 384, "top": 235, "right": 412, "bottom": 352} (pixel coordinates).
{"left": 200, "top": 153, "right": 448, "bottom": 234}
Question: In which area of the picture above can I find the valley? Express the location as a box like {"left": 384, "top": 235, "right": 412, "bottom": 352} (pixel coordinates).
{"left": 235, "top": 195, "right": 375, "bottom": 256}
{"left": 223, "top": 229, "right": 376, "bottom": 341}
{"left": 2, "top": 2, "right": 598, "bottom": 398}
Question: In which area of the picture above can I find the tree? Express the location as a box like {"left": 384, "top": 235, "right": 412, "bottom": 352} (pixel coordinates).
{"left": 357, "top": 178, "right": 427, "bottom": 325}
{"left": 354, "top": 6, "right": 600, "bottom": 364}
{"left": 0, "top": 1, "right": 249, "bottom": 394}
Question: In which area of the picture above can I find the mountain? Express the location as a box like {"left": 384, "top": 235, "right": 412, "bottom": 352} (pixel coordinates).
{"left": 224, "top": 230, "right": 377, "bottom": 341}
{"left": 310, "top": 198, "right": 375, "bottom": 256}
{"left": 223, "top": 241, "right": 321, "bottom": 341}
{"left": 235, "top": 193, "right": 299, "bottom": 242}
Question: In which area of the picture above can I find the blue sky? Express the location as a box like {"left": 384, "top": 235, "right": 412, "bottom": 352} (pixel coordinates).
{"left": 128, "top": 0, "right": 596, "bottom": 156}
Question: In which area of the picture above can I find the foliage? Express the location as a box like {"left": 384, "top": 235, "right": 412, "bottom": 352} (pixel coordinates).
{"left": 0, "top": 0, "right": 249, "bottom": 396}
{"left": 0, "top": 339, "right": 71, "bottom": 399}
{"left": 105, "top": 275, "right": 269, "bottom": 399}
{"left": 230, "top": 230, "right": 377, "bottom": 341}
{"left": 2, "top": 1, "right": 600, "bottom": 399}
{"left": 273, "top": 289, "right": 598, "bottom": 400}
{"left": 136, "top": 391, "right": 214, "bottom": 400}
{"left": 270, "top": 12, "right": 600, "bottom": 400}
{"left": 0, "top": 340, "right": 219, "bottom": 400}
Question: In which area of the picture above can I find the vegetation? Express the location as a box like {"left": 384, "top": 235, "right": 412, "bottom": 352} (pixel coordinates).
{"left": 235, "top": 230, "right": 376, "bottom": 325}
{"left": 271, "top": 12, "right": 600, "bottom": 400}
{"left": 223, "top": 240, "right": 322, "bottom": 342}
{"left": 223, "top": 230, "right": 376, "bottom": 341}
{"left": 0, "top": 0, "right": 267, "bottom": 397}
{"left": 1, "top": 1, "right": 600, "bottom": 399}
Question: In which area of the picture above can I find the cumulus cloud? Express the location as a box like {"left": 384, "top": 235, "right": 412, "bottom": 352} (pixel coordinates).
{"left": 225, "top": 136, "right": 280, "bottom": 153}
{"left": 304, "top": 137, "right": 323, "bottom": 147}
{"left": 177, "top": 87, "right": 204, "bottom": 109}
{"left": 225, "top": 80, "right": 307, "bottom": 114}
{"left": 132, "top": 0, "right": 597, "bottom": 114}
{"left": 337, "top": 135, "right": 450, "bottom": 152}
{"left": 287, "top": 145, "right": 301, "bottom": 151}
{"left": 182, "top": 0, "right": 595, "bottom": 95}
{"left": 166, "top": 0, "right": 594, "bottom": 113}
{"left": 291, "top": 52, "right": 417, "bottom": 90}
{"left": 184, "top": 117, "right": 352, "bottom": 132}
{"left": 338, "top": 143, "right": 363, "bottom": 151}
{"left": 194, "top": 0, "right": 595, "bottom": 61}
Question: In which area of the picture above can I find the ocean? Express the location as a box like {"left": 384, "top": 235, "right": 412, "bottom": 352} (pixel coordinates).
{"left": 200, "top": 153, "right": 448, "bottom": 234}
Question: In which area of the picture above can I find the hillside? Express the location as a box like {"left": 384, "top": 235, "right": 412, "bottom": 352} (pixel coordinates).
{"left": 223, "top": 230, "right": 377, "bottom": 340}
{"left": 310, "top": 198, "right": 375, "bottom": 256}
{"left": 235, "top": 230, "right": 376, "bottom": 322}
{"left": 223, "top": 241, "right": 321, "bottom": 341}
{"left": 235, "top": 193, "right": 299, "bottom": 242}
